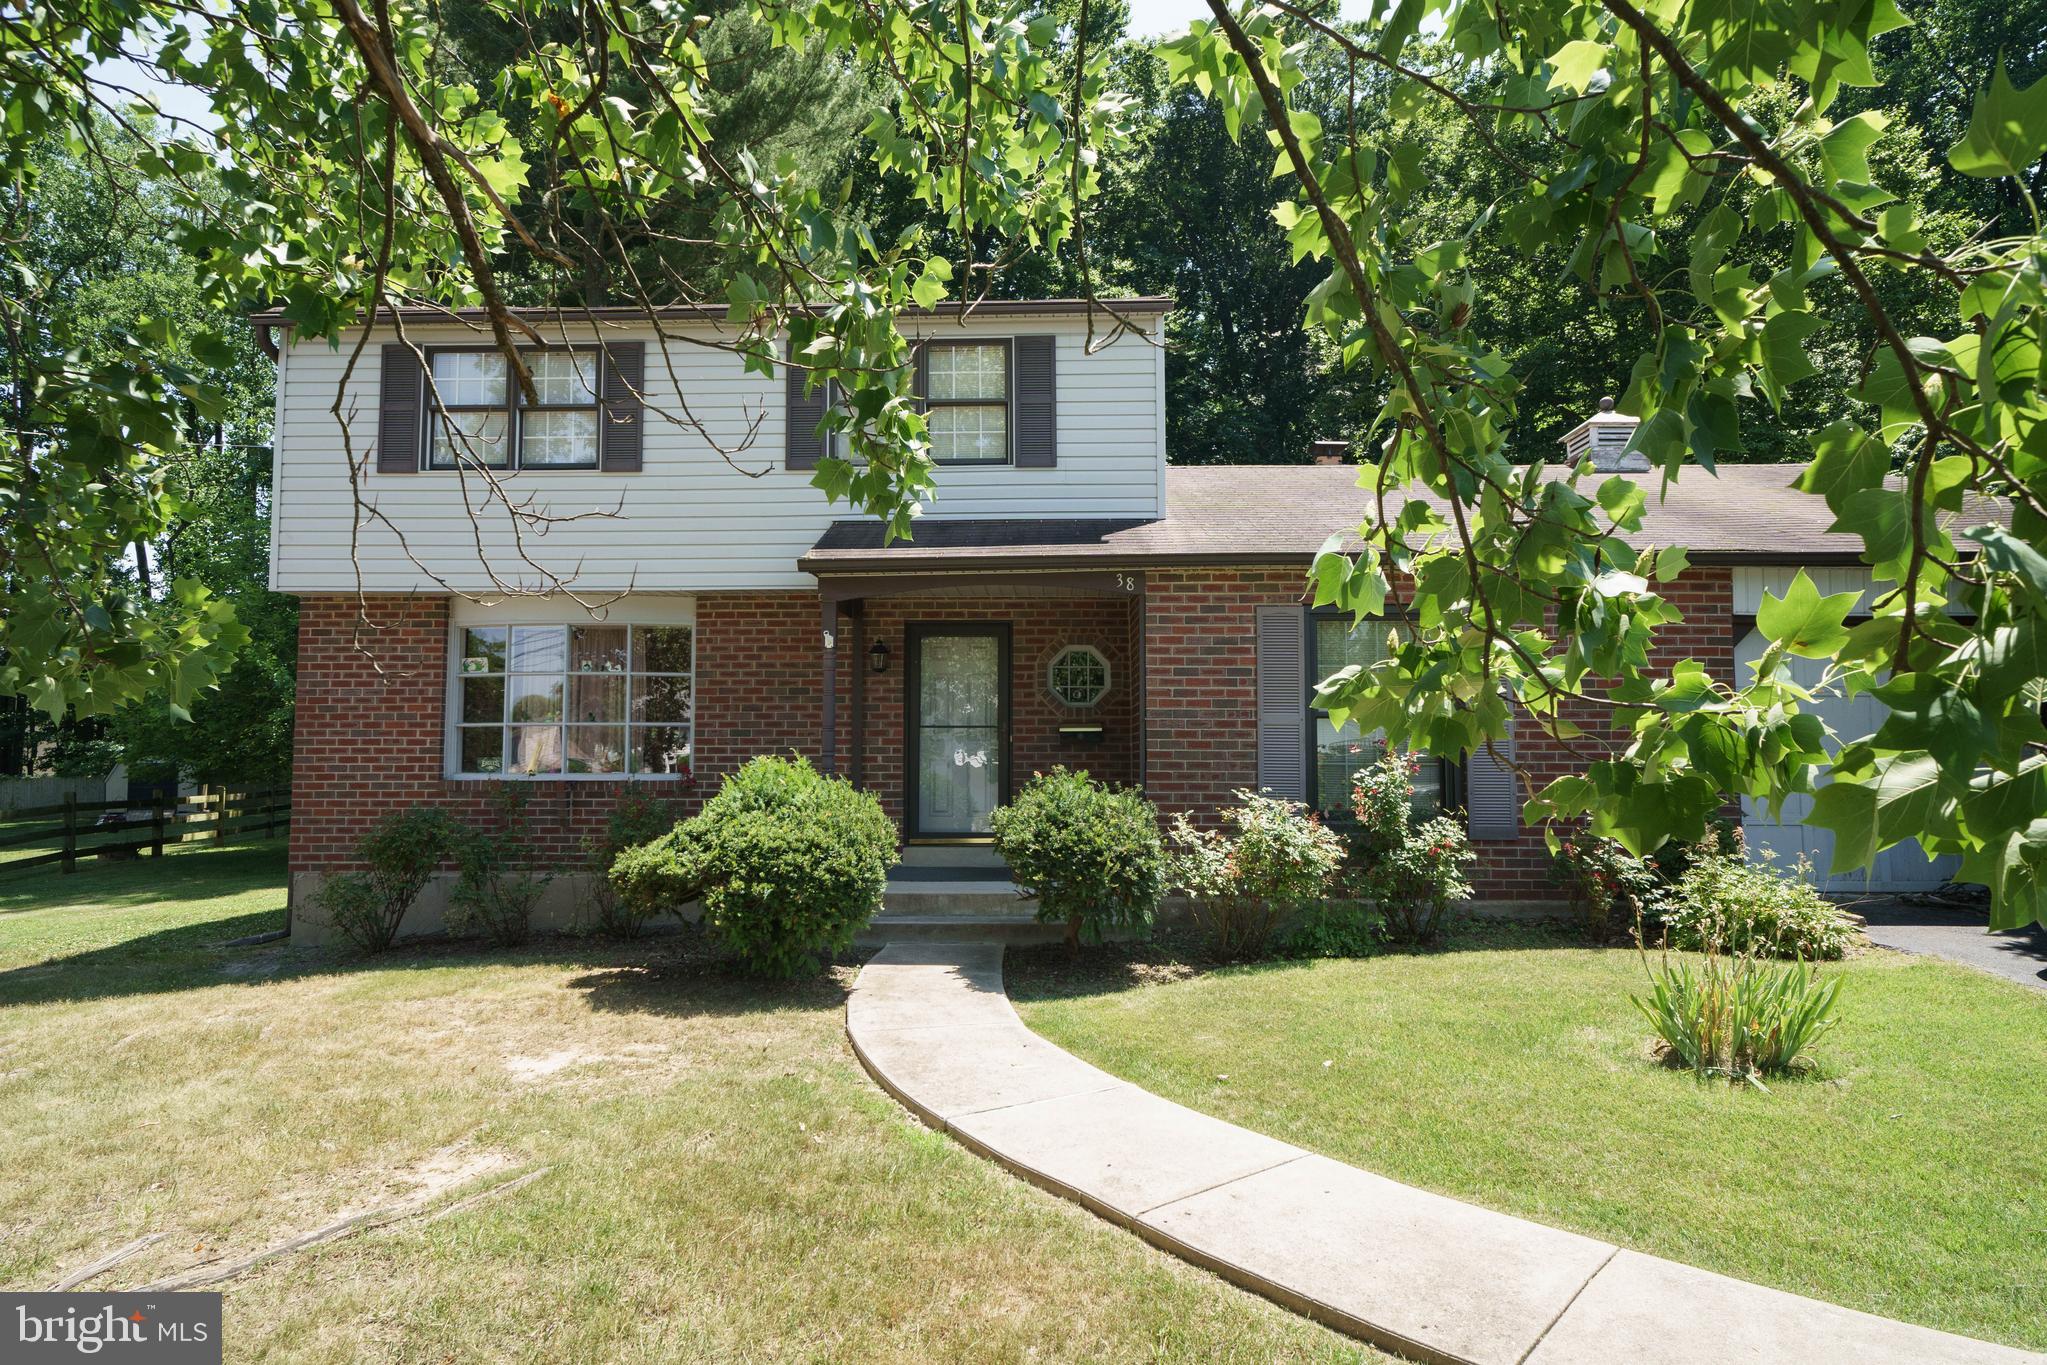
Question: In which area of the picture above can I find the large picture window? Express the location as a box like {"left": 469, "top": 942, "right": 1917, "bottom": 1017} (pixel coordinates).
{"left": 1308, "top": 615, "right": 1450, "bottom": 820}
{"left": 454, "top": 623, "right": 691, "bottom": 777}
{"left": 426, "top": 349, "right": 601, "bottom": 471}
{"left": 922, "top": 340, "right": 1010, "bottom": 463}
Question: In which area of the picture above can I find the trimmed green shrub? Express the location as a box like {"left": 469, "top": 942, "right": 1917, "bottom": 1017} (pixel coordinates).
{"left": 991, "top": 767, "right": 1165, "bottom": 948}
{"left": 447, "top": 787, "right": 550, "bottom": 947}
{"left": 610, "top": 755, "right": 893, "bottom": 976}
{"left": 1661, "top": 838, "right": 1860, "bottom": 960}
{"left": 1167, "top": 790, "right": 1346, "bottom": 960}
{"left": 317, "top": 806, "right": 455, "bottom": 952}
{"left": 580, "top": 787, "right": 683, "bottom": 937}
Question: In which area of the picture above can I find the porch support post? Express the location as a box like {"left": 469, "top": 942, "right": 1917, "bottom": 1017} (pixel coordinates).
{"left": 847, "top": 601, "right": 867, "bottom": 790}
{"left": 820, "top": 598, "right": 840, "bottom": 775}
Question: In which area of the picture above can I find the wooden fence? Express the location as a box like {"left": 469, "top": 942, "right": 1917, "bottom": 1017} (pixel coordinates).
{"left": 0, "top": 787, "right": 290, "bottom": 877}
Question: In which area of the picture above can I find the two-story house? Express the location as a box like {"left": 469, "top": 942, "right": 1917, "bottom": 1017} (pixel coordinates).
{"left": 260, "top": 299, "right": 1966, "bottom": 941}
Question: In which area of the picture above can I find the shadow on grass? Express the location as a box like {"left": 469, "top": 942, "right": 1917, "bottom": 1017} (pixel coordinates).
{"left": 1006, "top": 915, "right": 1605, "bottom": 1006}
{"left": 0, "top": 837, "right": 864, "bottom": 1017}
{"left": 0, "top": 911, "right": 859, "bottom": 1018}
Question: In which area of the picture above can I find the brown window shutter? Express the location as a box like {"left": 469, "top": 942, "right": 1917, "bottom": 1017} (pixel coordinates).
{"left": 1014, "top": 334, "right": 1056, "bottom": 468}
{"left": 786, "top": 344, "right": 826, "bottom": 471}
{"left": 378, "top": 343, "right": 423, "bottom": 473}
{"left": 600, "top": 340, "right": 645, "bottom": 472}
{"left": 1465, "top": 725, "right": 1520, "bottom": 841}
{"left": 1254, "top": 605, "right": 1307, "bottom": 800}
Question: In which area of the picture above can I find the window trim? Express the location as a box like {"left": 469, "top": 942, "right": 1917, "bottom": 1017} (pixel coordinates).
{"left": 1304, "top": 608, "right": 1461, "bottom": 821}
{"left": 921, "top": 337, "right": 1014, "bottom": 466}
{"left": 442, "top": 617, "right": 695, "bottom": 782}
{"left": 1046, "top": 644, "right": 1111, "bottom": 708}
{"left": 423, "top": 345, "right": 603, "bottom": 473}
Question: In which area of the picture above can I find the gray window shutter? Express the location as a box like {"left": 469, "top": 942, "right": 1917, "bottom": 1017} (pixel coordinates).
{"left": 785, "top": 344, "right": 826, "bottom": 471}
{"left": 1014, "top": 334, "right": 1056, "bottom": 468}
{"left": 1255, "top": 605, "right": 1307, "bottom": 800}
{"left": 599, "top": 340, "right": 644, "bottom": 472}
{"left": 1466, "top": 726, "right": 1520, "bottom": 841}
{"left": 378, "top": 343, "right": 422, "bottom": 473}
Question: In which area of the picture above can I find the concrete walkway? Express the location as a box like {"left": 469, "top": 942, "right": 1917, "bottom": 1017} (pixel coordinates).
{"left": 847, "top": 943, "right": 2040, "bottom": 1365}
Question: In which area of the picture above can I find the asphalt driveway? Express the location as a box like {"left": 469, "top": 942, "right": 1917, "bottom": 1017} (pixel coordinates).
{"left": 1854, "top": 900, "right": 2047, "bottom": 993}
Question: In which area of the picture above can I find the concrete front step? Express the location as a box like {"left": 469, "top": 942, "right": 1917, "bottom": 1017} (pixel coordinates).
{"left": 885, "top": 880, "right": 1034, "bottom": 916}
{"left": 857, "top": 915, "right": 1060, "bottom": 945}
{"left": 897, "top": 842, "right": 1007, "bottom": 869}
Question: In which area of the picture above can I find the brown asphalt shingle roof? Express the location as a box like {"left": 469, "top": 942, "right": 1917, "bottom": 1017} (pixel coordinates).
{"left": 799, "top": 463, "right": 2009, "bottom": 573}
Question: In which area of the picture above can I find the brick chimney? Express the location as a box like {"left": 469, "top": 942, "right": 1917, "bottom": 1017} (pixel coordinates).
{"left": 1311, "top": 438, "right": 1350, "bottom": 466}
{"left": 1560, "top": 397, "right": 1647, "bottom": 471}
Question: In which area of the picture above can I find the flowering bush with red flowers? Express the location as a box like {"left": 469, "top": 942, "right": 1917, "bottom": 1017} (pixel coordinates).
{"left": 1348, "top": 752, "right": 1473, "bottom": 945}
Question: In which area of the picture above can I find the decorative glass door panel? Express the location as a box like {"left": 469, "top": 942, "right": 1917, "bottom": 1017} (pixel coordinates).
{"left": 913, "top": 631, "right": 1003, "bottom": 834}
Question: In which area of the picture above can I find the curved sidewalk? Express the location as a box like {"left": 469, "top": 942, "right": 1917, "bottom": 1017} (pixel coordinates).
{"left": 847, "top": 943, "right": 2038, "bottom": 1365}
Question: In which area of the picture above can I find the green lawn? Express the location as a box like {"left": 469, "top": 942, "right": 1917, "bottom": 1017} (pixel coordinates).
{"left": 1010, "top": 923, "right": 2047, "bottom": 1353}
{"left": 0, "top": 842, "right": 1371, "bottom": 1363}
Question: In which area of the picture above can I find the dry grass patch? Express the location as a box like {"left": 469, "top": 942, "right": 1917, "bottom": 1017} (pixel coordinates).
{"left": 1, "top": 844, "right": 1375, "bottom": 1363}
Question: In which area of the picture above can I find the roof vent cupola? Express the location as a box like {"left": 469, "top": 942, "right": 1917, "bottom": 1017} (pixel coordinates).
{"left": 1560, "top": 396, "right": 1648, "bottom": 472}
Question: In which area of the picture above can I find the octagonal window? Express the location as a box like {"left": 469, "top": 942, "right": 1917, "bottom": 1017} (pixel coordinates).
{"left": 1047, "top": 645, "right": 1110, "bottom": 708}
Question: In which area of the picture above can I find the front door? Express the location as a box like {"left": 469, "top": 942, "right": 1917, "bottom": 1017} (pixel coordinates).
{"left": 907, "top": 624, "right": 1008, "bottom": 836}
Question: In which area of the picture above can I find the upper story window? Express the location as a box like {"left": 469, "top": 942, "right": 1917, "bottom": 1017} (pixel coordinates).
{"left": 923, "top": 340, "right": 1010, "bottom": 464}
{"left": 427, "top": 349, "right": 600, "bottom": 471}
{"left": 1309, "top": 614, "right": 1449, "bottom": 820}
{"left": 452, "top": 622, "right": 692, "bottom": 779}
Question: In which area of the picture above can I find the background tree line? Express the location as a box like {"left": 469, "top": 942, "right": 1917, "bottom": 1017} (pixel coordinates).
{"left": 5, "top": 0, "right": 2036, "bottom": 785}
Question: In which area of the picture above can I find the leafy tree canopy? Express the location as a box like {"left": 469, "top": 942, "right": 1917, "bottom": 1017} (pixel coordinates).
{"left": 3, "top": 0, "right": 2044, "bottom": 927}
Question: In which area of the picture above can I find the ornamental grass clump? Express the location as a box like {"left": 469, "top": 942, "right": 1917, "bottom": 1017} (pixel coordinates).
{"left": 1348, "top": 753, "right": 1473, "bottom": 945}
{"left": 1635, "top": 950, "right": 1843, "bottom": 1089}
{"left": 1166, "top": 790, "right": 1346, "bottom": 960}
{"left": 991, "top": 768, "right": 1165, "bottom": 949}
{"left": 610, "top": 755, "right": 893, "bottom": 976}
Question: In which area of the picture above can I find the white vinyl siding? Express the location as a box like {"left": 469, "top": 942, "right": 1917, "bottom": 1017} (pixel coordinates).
{"left": 270, "top": 316, "right": 1166, "bottom": 593}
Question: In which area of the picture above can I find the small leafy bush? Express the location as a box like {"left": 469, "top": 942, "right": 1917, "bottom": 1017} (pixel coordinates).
{"left": 1281, "top": 899, "right": 1383, "bottom": 958}
{"left": 991, "top": 768, "right": 1165, "bottom": 948}
{"left": 1550, "top": 831, "right": 1662, "bottom": 938}
{"left": 446, "top": 787, "right": 551, "bottom": 947}
{"left": 610, "top": 755, "right": 893, "bottom": 976}
{"left": 1635, "top": 952, "right": 1843, "bottom": 1088}
{"left": 317, "top": 806, "right": 455, "bottom": 951}
{"left": 1661, "top": 837, "right": 1860, "bottom": 960}
{"left": 1166, "top": 790, "right": 1345, "bottom": 960}
{"left": 1348, "top": 754, "right": 1473, "bottom": 945}
{"left": 581, "top": 787, "right": 683, "bottom": 937}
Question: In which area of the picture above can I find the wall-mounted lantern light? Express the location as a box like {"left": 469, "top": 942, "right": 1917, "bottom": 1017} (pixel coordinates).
{"left": 869, "top": 640, "right": 891, "bottom": 675}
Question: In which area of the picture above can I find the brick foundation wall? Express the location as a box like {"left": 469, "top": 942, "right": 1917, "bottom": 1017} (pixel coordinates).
{"left": 1138, "top": 564, "right": 1737, "bottom": 900}
{"left": 294, "top": 566, "right": 1734, "bottom": 905}
{"left": 290, "top": 596, "right": 685, "bottom": 875}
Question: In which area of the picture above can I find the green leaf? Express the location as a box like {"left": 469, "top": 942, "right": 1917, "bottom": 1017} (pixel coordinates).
{"left": 1757, "top": 569, "right": 1858, "bottom": 658}
{"left": 1949, "top": 60, "right": 2047, "bottom": 179}
{"left": 1759, "top": 310, "right": 1822, "bottom": 402}
{"left": 1546, "top": 40, "right": 1608, "bottom": 93}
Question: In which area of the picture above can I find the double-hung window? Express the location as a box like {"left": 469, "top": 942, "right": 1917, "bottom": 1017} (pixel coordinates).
{"left": 454, "top": 623, "right": 692, "bottom": 778}
{"left": 1307, "top": 614, "right": 1453, "bottom": 820}
{"left": 426, "top": 349, "right": 601, "bottom": 471}
{"left": 922, "top": 340, "right": 1010, "bottom": 464}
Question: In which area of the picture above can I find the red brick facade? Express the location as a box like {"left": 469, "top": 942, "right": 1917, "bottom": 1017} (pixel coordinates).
{"left": 291, "top": 566, "right": 1734, "bottom": 904}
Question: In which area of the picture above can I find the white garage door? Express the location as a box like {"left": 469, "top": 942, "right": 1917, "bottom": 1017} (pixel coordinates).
{"left": 1735, "top": 628, "right": 1962, "bottom": 894}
